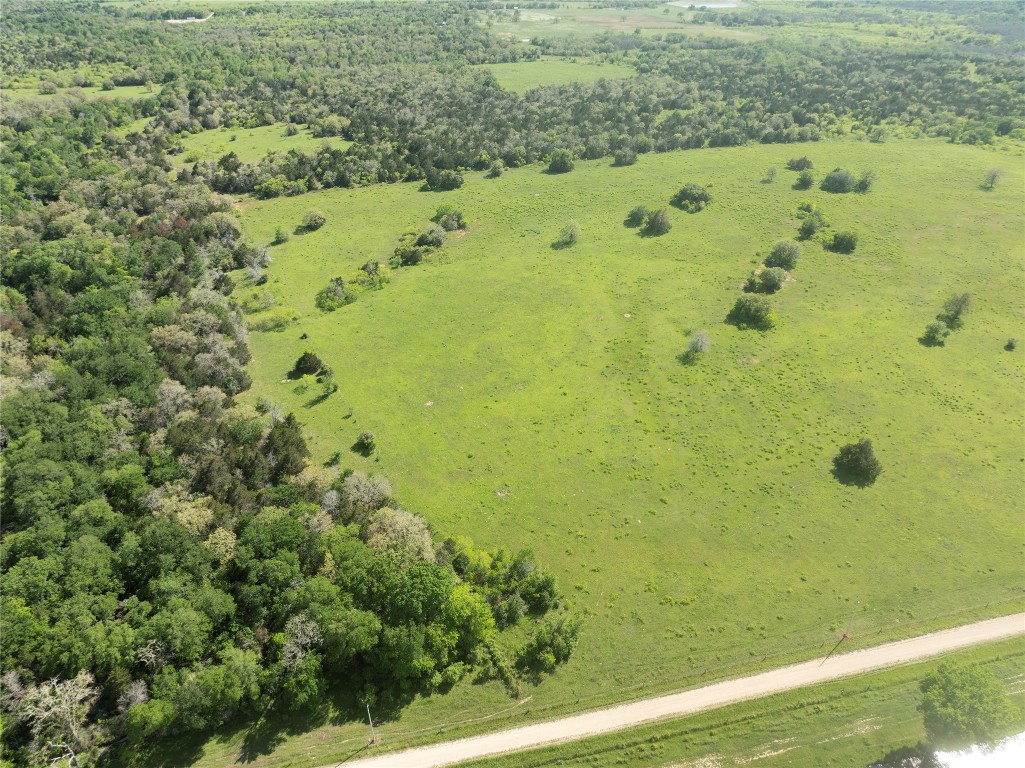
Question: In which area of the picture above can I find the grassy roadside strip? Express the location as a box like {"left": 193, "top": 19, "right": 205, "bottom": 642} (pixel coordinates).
{"left": 456, "top": 638, "right": 1025, "bottom": 768}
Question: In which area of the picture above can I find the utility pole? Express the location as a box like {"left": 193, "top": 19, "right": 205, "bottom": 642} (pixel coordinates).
{"left": 366, "top": 702, "right": 377, "bottom": 745}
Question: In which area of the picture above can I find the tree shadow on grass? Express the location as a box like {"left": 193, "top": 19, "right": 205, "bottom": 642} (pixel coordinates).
{"left": 550, "top": 239, "right": 575, "bottom": 250}
{"left": 865, "top": 743, "right": 938, "bottom": 768}
{"left": 830, "top": 465, "right": 877, "bottom": 488}
{"left": 676, "top": 350, "right": 699, "bottom": 366}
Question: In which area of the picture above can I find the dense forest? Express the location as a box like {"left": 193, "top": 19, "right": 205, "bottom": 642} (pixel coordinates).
{"left": 1, "top": 1, "right": 1023, "bottom": 766}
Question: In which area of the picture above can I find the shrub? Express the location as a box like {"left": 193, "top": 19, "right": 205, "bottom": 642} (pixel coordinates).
{"left": 921, "top": 321, "right": 950, "bottom": 347}
{"left": 315, "top": 277, "right": 352, "bottom": 311}
{"left": 688, "top": 330, "right": 710, "bottom": 355}
{"left": 291, "top": 352, "right": 325, "bottom": 377}
{"left": 983, "top": 169, "right": 1003, "bottom": 190}
{"left": 787, "top": 156, "right": 813, "bottom": 171}
{"left": 855, "top": 170, "right": 876, "bottom": 193}
{"left": 555, "top": 221, "right": 580, "bottom": 247}
{"left": 758, "top": 267, "right": 787, "bottom": 293}
{"left": 643, "top": 208, "right": 672, "bottom": 236}
{"left": 798, "top": 210, "right": 826, "bottom": 239}
{"left": 833, "top": 439, "right": 882, "bottom": 485}
{"left": 763, "top": 166, "right": 778, "bottom": 182}
{"left": 830, "top": 231, "right": 858, "bottom": 253}
{"left": 516, "top": 616, "right": 583, "bottom": 673}
{"left": 794, "top": 169, "right": 815, "bottom": 189}
{"left": 547, "top": 148, "right": 575, "bottom": 174}
{"left": 670, "top": 182, "right": 711, "bottom": 213}
{"left": 766, "top": 240, "right": 800, "bottom": 270}
{"left": 727, "top": 294, "right": 775, "bottom": 330}
{"left": 302, "top": 210, "right": 326, "bottom": 231}
{"left": 283, "top": 123, "right": 299, "bottom": 136}
{"left": 415, "top": 225, "right": 446, "bottom": 248}
{"left": 272, "top": 226, "right": 289, "bottom": 245}
{"left": 432, "top": 205, "right": 466, "bottom": 231}
{"left": 38, "top": 81, "right": 59, "bottom": 95}
{"left": 624, "top": 205, "right": 649, "bottom": 228}
{"left": 485, "top": 160, "right": 505, "bottom": 178}
{"left": 613, "top": 147, "right": 638, "bottom": 166}
{"left": 1006, "top": 338, "right": 1017, "bottom": 351}
{"left": 354, "top": 431, "right": 376, "bottom": 456}
{"left": 821, "top": 168, "right": 857, "bottom": 193}
{"left": 937, "top": 293, "right": 971, "bottom": 329}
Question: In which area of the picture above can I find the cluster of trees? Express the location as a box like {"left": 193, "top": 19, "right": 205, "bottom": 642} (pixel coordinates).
{"left": 624, "top": 205, "right": 671, "bottom": 236}
{"left": 670, "top": 183, "right": 711, "bottom": 213}
{"left": 315, "top": 261, "right": 391, "bottom": 312}
{"left": 0, "top": 54, "right": 573, "bottom": 768}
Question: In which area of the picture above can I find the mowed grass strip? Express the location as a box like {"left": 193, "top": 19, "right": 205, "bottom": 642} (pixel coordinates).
{"left": 224, "top": 137, "right": 1023, "bottom": 764}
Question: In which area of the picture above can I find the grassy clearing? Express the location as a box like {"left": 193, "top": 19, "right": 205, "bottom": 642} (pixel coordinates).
{"left": 1, "top": 84, "right": 152, "bottom": 103}
{"left": 473, "top": 57, "right": 637, "bottom": 94}
{"left": 174, "top": 124, "right": 351, "bottom": 166}
{"left": 206, "top": 137, "right": 1024, "bottom": 768}
{"left": 459, "top": 639, "right": 1025, "bottom": 768}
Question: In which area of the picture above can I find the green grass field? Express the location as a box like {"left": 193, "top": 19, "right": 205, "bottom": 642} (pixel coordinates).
{"left": 206, "top": 136, "right": 1024, "bottom": 767}
{"left": 1, "top": 83, "right": 152, "bottom": 103}
{"left": 460, "top": 639, "right": 1025, "bottom": 768}
{"left": 174, "top": 124, "right": 351, "bottom": 166}
{"left": 473, "top": 57, "right": 637, "bottom": 93}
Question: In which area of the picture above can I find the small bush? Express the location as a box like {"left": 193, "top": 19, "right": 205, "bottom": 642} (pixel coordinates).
{"left": 624, "top": 206, "right": 649, "bottom": 228}
{"left": 555, "top": 221, "right": 580, "bottom": 248}
{"left": 688, "top": 330, "right": 710, "bottom": 355}
{"left": 855, "top": 170, "right": 876, "bottom": 193}
{"left": 833, "top": 439, "right": 882, "bottom": 486}
{"left": 787, "top": 156, "right": 813, "bottom": 171}
{"left": 415, "top": 225, "right": 446, "bottom": 248}
{"left": 727, "top": 295, "right": 775, "bottom": 330}
{"left": 670, "top": 183, "right": 711, "bottom": 213}
{"left": 830, "top": 231, "right": 858, "bottom": 253}
{"left": 798, "top": 210, "right": 826, "bottom": 239}
{"left": 315, "top": 277, "right": 352, "bottom": 311}
{"left": 643, "top": 208, "right": 672, "bottom": 236}
{"left": 758, "top": 267, "right": 787, "bottom": 293}
{"left": 432, "top": 205, "right": 466, "bottom": 231}
{"left": 302, "top": 210, "right": 326, "bottom": 231}
{"left": 273, "top": 226, "right": 289, "bottom": 245}
{"left": 821, "top": 168, "right": 857, "bottom": 193}
{"left": 1005, "top": 338, "right": 1017, "bottom": 351}
{"left": 547, "top": 148, "right": 575, "bottom": 174}
{"left": 766, "top": 240, "right": 800, "bottom": 270}
{"left": 283, "top": 123, "right": 300, "bottom": 136}
{"left": 354, "top": 431, "right": 376, "bottom": 455}
{"left": 613, "top": 147, "right": 638, "bottom": 167}
{"left": 763, "top": 166, "right": 778, "bottom": 182}
{"left": 794, "top": 169, "right": 815, "bottom": 189}
{"left": 292, "top": 352, "right": 326, "bottom": 377}
{"left": 485, "top": 160, "right": 505, "bottom": 178}
{"left": 516, "top": 616, "right": 583, "bottom": 674}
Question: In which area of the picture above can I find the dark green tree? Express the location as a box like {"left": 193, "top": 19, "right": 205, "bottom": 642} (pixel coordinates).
{"left": 920, "top": 663, "right": 1017, "bottom": 749}
{"left": 547, "top": 149, "right": 575, "bottom": 174}
{"left": 766, "top": 240, "right": 801, "bottom": 270}
{"left": 831, "top": 231, "right": 858, "bottom": 253}
{"left": 727, "top": 294, "right": 775, "bottom": 330}
{"left": 832, "top": 439, "right": 882, "bottom": 486}
{"left": 670, "top": 183, "right": 711, "bottom": 213}
{"left": 263, "top": 414, "right": 309, "bottom": 481}
{"left": 643, "top": 208, "right": 672, "bottom": 236}
{"left": 821, "top": 168, "right": 857, "bottom": 193}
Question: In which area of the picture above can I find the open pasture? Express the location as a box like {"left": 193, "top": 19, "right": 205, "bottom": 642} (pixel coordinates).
{"left": 229, "top": 137, "right": 1023, "bottom": 762}
{"left": 174, "top": 123, "right": 350, "bottom": 166}
{"left": 473, "top": 57, "right": 636, "bottom": 94}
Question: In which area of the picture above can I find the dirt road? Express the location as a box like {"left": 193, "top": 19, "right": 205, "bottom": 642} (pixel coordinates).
{"left": 333, "top": 613, "right": 1024, "bottom": 767}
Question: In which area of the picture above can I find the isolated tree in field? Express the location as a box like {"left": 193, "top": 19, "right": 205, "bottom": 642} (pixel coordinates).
{"left": 291, "top": 352, "right": 325, "bottom": 377}
{"left": 485, "top": 159, "right": 505, "bottom": 178}
{"left": 787, "top": 156, "right": 813, "bottom": 171}
{"left": 624, "top": 205, "right": 649, "bottom": 228}
{"left": 273, "top": 226, "right": 289, "bottom": 245}
{"left": 832, "top": 439, "right": 882, "bottom": 485}
{"left": 555, "top": 221, "right": 580, "bottom": 247}
{"left": 821, "top": 168, "right": 857, "bottom": 193}
{"left": 763, "top": 165, "right": 778, "bottom": 182}
{"left": 727, "top": 294, "right": 775, "bottom": 330}
{"left": 831, "top": 231, "right": 858, "bottom": 253}
{"left": 315, "top": 277, "right": 351, "bottom": 311}
{"left": 798, "top": 209, "right": 825, "bottom": 239}
{"left": 643, "top": 207, "right": 672, "bottom": 236}
{"left": 920, "top": 321, "right": 950, "bottom": 347}
{"left": 919, "top": 663, "right": 1016, "bottom": 750}
{"left": 794, "top": 169, "right": 814, "bottom": 189}
{"left": 766, "top": 240, "right": 801, "bottom": 270}
{"left": 302, "top": 209, "right": 326, "bottom": 231}
{"left": 671, "top": 182, "right": 711, "bottom": 212}
{"left": 354, "top": 430, "right": 376, "bottom": 456}
{"left": 983, "top": 168, "right": 1003, "bottom": 190}
{"left": 938, "top": 292, "right": 971, "bottom": 329}
{"left": 547, "top": 148, "right": 575, "bottom": 174}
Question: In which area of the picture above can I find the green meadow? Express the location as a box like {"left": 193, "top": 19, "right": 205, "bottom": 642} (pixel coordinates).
{"left": 175, "top": 124, "right": 351, "bottom": 166}
{"left": 473, "top": 57, "right": 636, "bottom": 94}
{"left": 218, "top": 137, "right": 1023, "bottom": 766}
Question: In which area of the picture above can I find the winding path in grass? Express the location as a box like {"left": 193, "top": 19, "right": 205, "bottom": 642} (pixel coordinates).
{"left": 333, "top": 613, "right": 1025, "bottom": 767}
